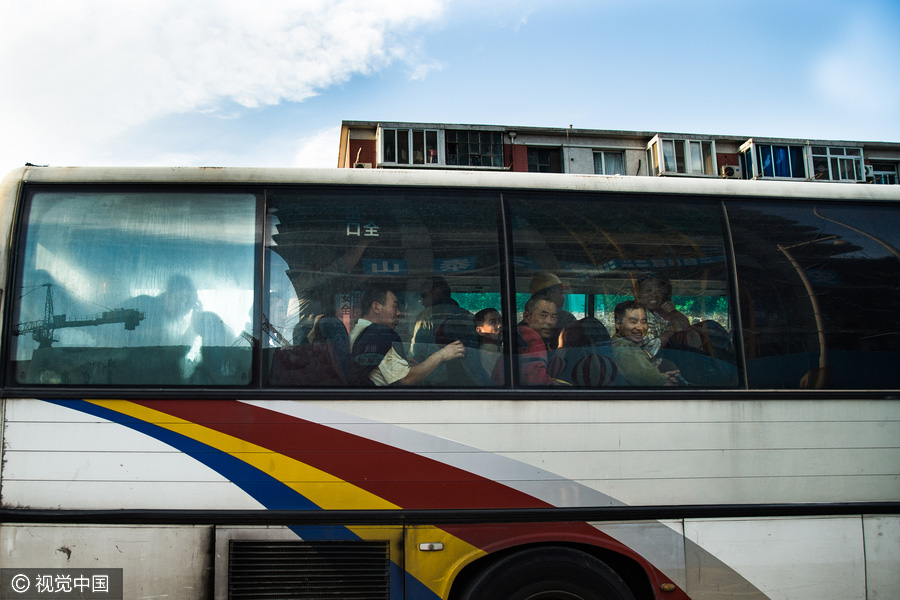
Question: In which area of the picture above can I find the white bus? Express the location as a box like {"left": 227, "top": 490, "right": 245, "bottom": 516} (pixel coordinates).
{"left": 0, "top": 165, "right": 898, "bottom": 600}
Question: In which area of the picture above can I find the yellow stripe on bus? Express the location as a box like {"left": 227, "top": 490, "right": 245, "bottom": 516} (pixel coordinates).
{"left": 86, "top": 399, "right": 487, "bottom": 599}
{"left": 87, "top": 399, "right": 398, "bottom": 510}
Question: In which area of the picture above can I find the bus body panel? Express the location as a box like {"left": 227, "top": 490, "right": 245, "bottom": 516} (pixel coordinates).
{"left": 4, "top": 398, "right": 898, "bottom": 511}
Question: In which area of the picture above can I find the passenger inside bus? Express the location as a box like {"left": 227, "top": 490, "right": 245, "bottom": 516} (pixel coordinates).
{"left": 349, "top": 284, "right": 465, "bottom": 386}
{"left": 691, "top": 320, "right": 734, "bottom": 363}
{"left": 474, "top": 308, "right": 502, "bottom": 376}
{"left": 526, "top": 272, "right": 576, "bottom": 348}
{"left": 610, "top": 300, "right": 681, "bottom": 386}
{"left": 410, "top": 277, "right": 484, "bottom": 385}
{"left": 268, "top": 311, "right": 350, "bottom": 387}
{"left": 522, "top": 295, "right": 559, "bottom": 350}
{"left": 510, "top": 296, "right": 563, "bottom": 386}
{"left": 633, "top": 277, "right": 701, "bottom": 354}
{"left": 547, "top": 318, "right": 620, "bottom": 387}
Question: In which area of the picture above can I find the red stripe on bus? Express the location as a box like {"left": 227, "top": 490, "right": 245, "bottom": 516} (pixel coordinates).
{"left": 134, "top": 399, "right": 550, "bottom": 510}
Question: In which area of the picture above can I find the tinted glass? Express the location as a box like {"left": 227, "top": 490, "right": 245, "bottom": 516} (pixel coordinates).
{"left": 10, "top": 190, "right": 257, "bottom": 385}
{"left": 729, "top": 201, "right": 900, "bottom": 389}
{"left": 265, "top": 188, "right": 503, "bottom": 388}
{"left": 508, "top": 193, "right": 738, "bottom": 388}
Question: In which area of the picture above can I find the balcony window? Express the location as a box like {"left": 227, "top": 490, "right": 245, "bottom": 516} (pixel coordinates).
{"left": 446, "top": 130, "right": 503, "bottom": 167}
{"left": 741, "top": 144, "right": 807, "bottom": 179}
{"left": 592, "top": 151, "right": 625, "bottom": 175}
{"left": 527, "top": 147, "right": 563, "bottom": 173}
{"left": 871, "top": 162, "right": 898, "bottom": 185}
{"left": 647, "top": 136, "right": 715, "bottom": 176}
{"left": 381, "top": 128, "right": 439, "bottom": 165}
{"left": 811, "top": 146, "right": 863, "bottom": 181}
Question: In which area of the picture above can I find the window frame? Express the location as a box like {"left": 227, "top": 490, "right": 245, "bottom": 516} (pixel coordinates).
{"left": 646, "top": 135, "right": 717, "bottom": 177}
{"left": 5, "top": 184, "right": 263, "bottom": 389}
{"left": 811, "top": 145, "right": 864, "bottom": 182}
{"left": 739, "top": 141, "right": 808, "bottom": 180}
{"left": 592, "top": 150, "right": 626, "bottom": 175}
{"left": 445, "top": 129, "right": 505, "bottom": 168}
{"left": 870, "top": 161, "right": 898, "bottom": 185}
{"left": 526, "top": 146, "right": 563, "bottom": 173}
{"left": 378, "top": 127, "right": 442, "bottom": 166}
{"left": 7, "top": 176, "right": 900, "bottom": 397}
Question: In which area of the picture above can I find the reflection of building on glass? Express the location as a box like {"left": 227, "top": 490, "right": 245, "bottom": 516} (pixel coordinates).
{"left": 14, "top": 282, "right": 144, "bottom": 349}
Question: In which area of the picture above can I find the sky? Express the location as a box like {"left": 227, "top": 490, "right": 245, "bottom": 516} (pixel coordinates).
{"left": 1, "top": 0, "right": 899, "bottom": 176}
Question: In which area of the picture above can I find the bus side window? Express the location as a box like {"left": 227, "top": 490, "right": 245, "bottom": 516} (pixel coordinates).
{"left": 9, "top": 190, "right": 257, "bottom": 386}
{"left": 729, "top": 202, "right": 900, "bottom": 389}
{"left": 263, "top": 188, "right": 505, "bottom": 388}
{"left": 507, "top": 193, "right": 739, "bottom": 389}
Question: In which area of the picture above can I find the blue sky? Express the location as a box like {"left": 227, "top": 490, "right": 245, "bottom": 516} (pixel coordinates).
{"left": 2, "top": 0, "right": 899, "bottom": 175}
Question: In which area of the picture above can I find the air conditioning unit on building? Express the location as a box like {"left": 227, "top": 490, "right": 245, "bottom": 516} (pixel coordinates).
{"left": 720, "top": 165, "right": 741, "bottom": 179}
{"left": 353, "top": 162, "right": 372, "bottom": 168}
{"left": 864, "top": 164, "right": 875, "bottom": 179}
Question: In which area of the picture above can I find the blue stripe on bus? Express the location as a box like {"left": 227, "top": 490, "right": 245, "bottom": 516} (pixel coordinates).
{"left": 46, "top": 399, "right": 322, "bottom": 510}
{"left": 45, "top": 399, "right": 443, "bottom": 599}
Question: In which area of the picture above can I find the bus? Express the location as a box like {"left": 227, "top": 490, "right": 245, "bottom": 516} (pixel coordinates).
{"left": 0, "top": 165, "right": 897, "bottom": 600}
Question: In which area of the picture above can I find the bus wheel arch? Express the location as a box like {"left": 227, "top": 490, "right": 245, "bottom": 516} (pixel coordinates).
{"left": 450, "top": 544, "right": 650, "bottom": 600}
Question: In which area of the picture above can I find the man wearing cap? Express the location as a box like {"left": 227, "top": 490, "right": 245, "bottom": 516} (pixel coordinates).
{"left": 527, "top": 272, "right": 577, "bottom": 349}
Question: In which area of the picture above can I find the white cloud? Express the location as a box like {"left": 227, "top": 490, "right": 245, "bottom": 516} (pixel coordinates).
{"left": 292, "top": 125, "right": 342, "bottom": 168}
{"left": 0, "top": 0, "right": 446, "bottom": 171}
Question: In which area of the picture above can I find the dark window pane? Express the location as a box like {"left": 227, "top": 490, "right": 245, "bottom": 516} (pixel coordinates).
{"left": 729, "top": 202, "right": 900, "bottom": 389}
{"left": 814, "top": 157, "right": 829, "bottom": 180}
{"left": 773, "top": 146, "right": 790, "bottom": 177}
{"left": 397, "top": 130, "right": 409, "bottom": 164}
{"left": 789, "top": 147, "right": 806, "bottom": 178}
{"left": 265, "top": 188, "right": 504, "bottom": 388}
{"left": 425, "top": 130, "right": 438, "bottom": 164}
{"left": 507, "top": 193, "right": 737, "bottom": 388}
{"left": 759, "top": 146, "right": 774, "bottom": 177}
{"left": 412, "top": 130, "right": 425, "bottom": 164}
{"left": 383, "top": 129, "right": 396, "bottom": 163}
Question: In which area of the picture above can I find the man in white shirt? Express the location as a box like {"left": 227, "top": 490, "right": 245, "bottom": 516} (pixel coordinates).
{"left": 349, "top": 285, "right": 465, "bottom": 386}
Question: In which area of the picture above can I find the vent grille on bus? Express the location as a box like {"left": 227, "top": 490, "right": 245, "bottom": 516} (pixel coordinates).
{"left": 228, "top": 540, "right": 391, "bottom": 600}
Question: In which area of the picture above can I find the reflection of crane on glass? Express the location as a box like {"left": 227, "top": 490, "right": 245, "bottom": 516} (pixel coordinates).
{"left": 777, "top": 235, "right": 848, "bottom": 388}
{"left": 14, "top": 283, "right": 144, "bottom": 349}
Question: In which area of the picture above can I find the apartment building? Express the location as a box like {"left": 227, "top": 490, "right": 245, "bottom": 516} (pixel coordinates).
{"left": 338, "top": 120, "right": 900, "bottom": 184}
